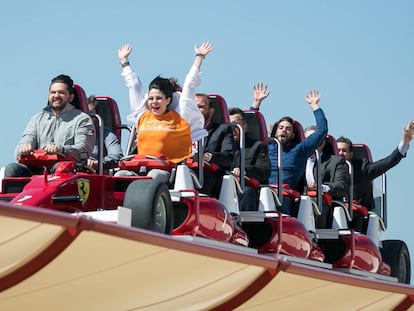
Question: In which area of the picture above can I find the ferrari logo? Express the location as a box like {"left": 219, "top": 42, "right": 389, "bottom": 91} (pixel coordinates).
{"left": 77, "top": 179, "right": 90, "bottom": 204}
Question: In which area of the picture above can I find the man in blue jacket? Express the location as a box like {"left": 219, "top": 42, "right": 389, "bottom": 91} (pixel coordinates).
{"left": 250, "top": 86, "right": 328, "bottom": 215}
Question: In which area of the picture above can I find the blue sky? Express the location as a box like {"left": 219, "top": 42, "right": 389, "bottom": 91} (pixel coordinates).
{"left": 1, "top": 1, "right": 414, "bottom": 281}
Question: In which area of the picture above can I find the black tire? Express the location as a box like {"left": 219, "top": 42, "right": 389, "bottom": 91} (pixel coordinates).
{"left": 380, "top": 239, "right": 411, "bottom": 284}
{"left": 123, "top": 179, "right": 173, "bottom": 234}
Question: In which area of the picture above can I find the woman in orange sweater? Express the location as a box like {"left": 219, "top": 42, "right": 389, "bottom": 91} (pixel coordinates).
{"left": 117, "top": 42, "right": 213, "bottom": 182}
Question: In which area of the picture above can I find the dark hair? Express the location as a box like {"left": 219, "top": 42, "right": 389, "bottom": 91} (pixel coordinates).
{"left": 304, "top": 125, "right": 317, "bottom": 133}
{"left": 87, "top": 95, "right": 97, "bottom": 106}
{"left": 271, "top": 116, "right": 295, "bottom": 138}
{"left": 229, "top": 107, "right": 246, "bottom": 120}
{"left": 50, "top": 74, "right": 74, "bottom": 94}
{"left": 337, "top": 136, "right": 353, "bottom": 152}
{"left": 196, "top": 93, "right": 211, "bottom": 109}
{"left": 169, "top": 77, "right": 182, "bottom": 92}
{"left": 148, "top": 76, "right": 174, "bottom": 100}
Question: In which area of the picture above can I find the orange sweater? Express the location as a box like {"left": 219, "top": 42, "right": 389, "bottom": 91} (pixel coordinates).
{"left": 137, "top": 110, "right": 192, "bottom": 163}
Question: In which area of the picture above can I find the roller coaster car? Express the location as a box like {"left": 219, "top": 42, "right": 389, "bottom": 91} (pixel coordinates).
{"left": 240, "top": 111, "right": 410, "bottom": 283}
{"left": 0, "top": 150, "right": 132, "bottom": 212}
{"left": 121, "top": 158, "right": 325, "bottom": 260}
{"left": 304, "top": 137, "right": 410, "bottom": 283}
{"left": 1, "top": 91, "right": 409, "bottom": 284}
{"left": 118, "top": 94, "right": 245, "bottom": 246}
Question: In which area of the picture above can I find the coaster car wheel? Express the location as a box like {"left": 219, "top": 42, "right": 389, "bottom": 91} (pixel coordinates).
{"left": 123, "top": 179, "right": 173, "bottom": 234}
{"left": 381, "top": 239, "right": 411, "bottom": 284}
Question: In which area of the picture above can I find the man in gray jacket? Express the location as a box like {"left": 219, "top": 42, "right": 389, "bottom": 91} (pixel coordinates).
{"left": 5, "top": 74, "right": 96, "bottom": 177}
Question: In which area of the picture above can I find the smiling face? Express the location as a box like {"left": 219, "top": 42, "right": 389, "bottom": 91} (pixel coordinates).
{"left": 337, "top": 142, "right": 353, "bottom": 161}
{"left": 147, "top": 88, "right": 171, "bottom": 115}
{"left": 48, "top": 82, "right": 74, "bottom": 113}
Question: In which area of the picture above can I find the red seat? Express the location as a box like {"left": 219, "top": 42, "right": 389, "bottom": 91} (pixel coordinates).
{"left": 95, "top": 96, "right": 123, "bottom": 141}
{"left": 208, "top": 94, "right": 230, "bottom": 124}
{"left": 243, "top": 110, "right": 268, "bottom": 143}
{"left": 351, "top": 201, "right": 369, "bottom": 217}
{"left": 73, "top": 84, "right": 89, "bottom": 112}
{"left": 269, "top": 183, "right": 301, "bottom": 204}
{"left": 324, "top": 134, "right": 338, "bottom": 155}
{"left": 293, "top": 120, "right": 305, "bottom": 142}
{"left": 352, "top": 143, "right": 373, "bottom": 163}
{"left": 350, "top": 143, "right": 375, "bottom": 212}
{"left": 307, "top": 190, "right": 333, "bottom": 206}
{"left": 347, "top": 143, "right": 374, "bottom": 232}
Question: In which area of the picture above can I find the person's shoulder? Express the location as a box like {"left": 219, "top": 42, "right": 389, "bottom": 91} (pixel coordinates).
{"left": 251, "top": 137, "right": 267, "bottom": 148}
{"left": 78, "top": 110, "right": 94, "bottom": 119}
{"left": 207, "top": 123, "right": 233, "bottom": 140}
{"left": 333, "top": 155, "right": 347, "bottom": 165}
{"left": 70, "top": 109, "right": 94, "bottom": 124}
{"left": 212, "top": 122, "right": 231, "bottom": 132}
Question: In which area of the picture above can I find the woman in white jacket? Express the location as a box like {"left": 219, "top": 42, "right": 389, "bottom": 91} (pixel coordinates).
{"left": 118, "top": 42, "right": 212, "bottom": 146}
{"left": 117, "top": 42, "right": 212, "bottom": 181}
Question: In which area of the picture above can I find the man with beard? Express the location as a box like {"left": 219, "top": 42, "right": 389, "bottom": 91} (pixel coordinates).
{"left": 5, "top": 74, "right": 95, "bottom": 177}
{"left": 252, "top": 88, "right": 328, "bottom": 215}
{"left": 336, "top": 122, "right": 414, "bottom": 211}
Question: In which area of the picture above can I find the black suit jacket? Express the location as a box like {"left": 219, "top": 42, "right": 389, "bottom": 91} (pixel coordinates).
{"left": 353, "top": 147, "right": 404, "bottom": 210}
{"left": 319, "top": 153, "right": 350, "bottom": 200}
{"left": 204, "top": 123, "right": 234, "bottom": 170}
{"left": 233, "top": 139, "right": 271, "bottom": 183}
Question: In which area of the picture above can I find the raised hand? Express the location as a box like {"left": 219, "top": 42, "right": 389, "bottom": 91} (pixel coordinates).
{"left": 194, "top": 42, "right": 214, "bottom": 58}
{"left": 253, "top": 82, "right": 270, "bottom": 103}
{"left": 305, "top": 89, "right": 321, "bottom": 107}
{"left": 118, "top": 43, "right": 132, "bottom": 62}
{"left": 403, "top": 120, "right": 414, "bottom": 144}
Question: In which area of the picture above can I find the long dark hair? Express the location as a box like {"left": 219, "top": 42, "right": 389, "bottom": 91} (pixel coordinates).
{"left": 148, "top": 76, "right": 174, "bottom": 102}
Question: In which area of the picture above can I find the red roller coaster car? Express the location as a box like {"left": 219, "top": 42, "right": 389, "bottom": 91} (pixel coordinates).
{"left": 0, "top": 89, "right": 409, "bottom": 285}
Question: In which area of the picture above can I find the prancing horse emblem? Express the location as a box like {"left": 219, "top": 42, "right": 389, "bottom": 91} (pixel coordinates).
{"left": 77, "top": 179, "right": 90, "bottom": 204}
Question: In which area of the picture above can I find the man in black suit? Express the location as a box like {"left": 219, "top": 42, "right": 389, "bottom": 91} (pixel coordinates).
{"left": 337, "top": 120, "right": 414, "bottom": 211}
{"left": 229, "top": 108, "right": 270, "bottom": 211}
{"left": 195, "top": 93, "right": 234, "bottom": 197}
{"left": 304, "top": 126, "right": 350, "bottom": 228}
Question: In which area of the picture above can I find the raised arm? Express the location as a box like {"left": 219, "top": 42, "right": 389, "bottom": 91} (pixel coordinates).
{"left": 192, "top": 42, "right": 214, "bottom": 72}
{"left": 305, "top": 89, "right": 321, "bottom": 111}
{"left": 118, "top": 43, "right": 146, "bottom": 123}
{"left": 250, "top": 82, "right": 270, "bottom": 110}
{"left": 118, "top": 43, "right": 132, "bottom": 67}
{"left": 181, "top": 42, "right": 214, "bottom": 99}
{"left": 362, "top": 120, "right": 414, "bottom": 179}
{"left": 402, "top": 120, "right": 414, "bottom": 146}
{"left": 299, "top": 89, "right": 328, "bottom": 156}
{"left": 179, "top": 42, "right": 214, "bottom": 142}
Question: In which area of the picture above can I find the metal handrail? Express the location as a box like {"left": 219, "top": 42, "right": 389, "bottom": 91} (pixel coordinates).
{"left": 271, "top": 138, "right": 283, "bottom": 205}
